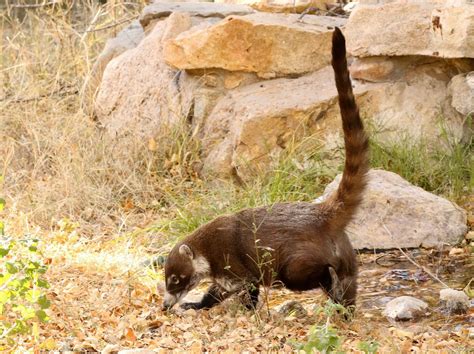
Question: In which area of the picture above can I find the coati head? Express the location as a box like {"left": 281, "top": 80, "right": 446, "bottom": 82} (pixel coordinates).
{"left": 162, "top": 243, "right": 210, "bottom": 310}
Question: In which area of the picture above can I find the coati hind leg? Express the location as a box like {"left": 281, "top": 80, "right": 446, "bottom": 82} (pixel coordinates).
{"left": 180, "top": 283, "right": 230, "bottom": 310}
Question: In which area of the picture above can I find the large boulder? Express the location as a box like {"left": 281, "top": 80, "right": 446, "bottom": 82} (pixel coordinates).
{"left": 201, "top": 66, "right": 379, "bottom": 178}
{"left": 164, "top": 13, "right": 346, "bottom": 78}
{"left": 345, "top": 2, "right": 474, "bottom": 58}
{"left": 95, "top": 13, "right": 194, "bottom": 137}
{"left": 318, "top": 169, "right": 468, "bottom": 250}
{"left": 201, "top": 60, "right": 467, "bottom": 179}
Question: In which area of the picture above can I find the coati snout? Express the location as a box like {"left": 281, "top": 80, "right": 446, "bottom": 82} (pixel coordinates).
{"left": 162, "top": 27, "right": 368, "bottom": 312}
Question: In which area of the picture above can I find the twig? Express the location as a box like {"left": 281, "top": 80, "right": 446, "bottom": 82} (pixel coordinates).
{"left": 383, "top": 225, "right": 449, "bottom": 288}
{"left": 83, "top": 16, "right": 135, "bottom": 34}
{"left": 3, "top": 0, "right": 61, "bottom": 9}
{"left": 0, "top": 87, "right": 78, "bottom": 103}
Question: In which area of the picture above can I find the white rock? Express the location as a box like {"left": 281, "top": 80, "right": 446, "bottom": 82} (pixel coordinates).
{"left": 95, "top": 13, "right": 194, "bottom": 138}
{"left": 345, "top": 2, "right": 474, "bottom": 58}
{"left": 439, "top": 288, "right": 470, "bottom": 315}
{"left": 275, "top": 300, "right": 307, "bottom": 317}
{"left": 448, "top": 72, "right": 474, "bottom": 116}
{"left": 383, "top": 296, "right": 428, "bottom": 321}
{"left": 82, "top": 20, "right": 144, "bottom": 115}
{"left": 319, "top": 170, "right": 467, "bottom": 249}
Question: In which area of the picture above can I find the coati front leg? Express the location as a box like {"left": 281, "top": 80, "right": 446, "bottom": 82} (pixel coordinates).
{"left": 180, "top": 283, "right": 230, "bottom": 310}
{"left": 238, "top": 282, "right": 260, "bottom": 310}
{"left": 325, "top": 267, "right": 357, "bottom": 308}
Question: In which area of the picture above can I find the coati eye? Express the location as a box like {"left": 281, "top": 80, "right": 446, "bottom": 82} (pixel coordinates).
{"left": 170, "top": 274, "right": 179, "bottom": 284}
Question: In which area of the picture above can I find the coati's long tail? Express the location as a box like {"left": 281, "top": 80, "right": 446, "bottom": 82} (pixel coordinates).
{"left": 324, "top": 27, "right": 369, "bottom": 231}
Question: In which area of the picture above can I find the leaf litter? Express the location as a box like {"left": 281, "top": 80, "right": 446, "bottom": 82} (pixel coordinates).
{"left": 22, "top": 233, "right": 472, "bottom": 352}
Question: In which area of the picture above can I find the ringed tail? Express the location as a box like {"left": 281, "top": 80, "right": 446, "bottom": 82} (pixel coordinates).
{"left": 324, "top": 27, "right": 369, "bottom": 231}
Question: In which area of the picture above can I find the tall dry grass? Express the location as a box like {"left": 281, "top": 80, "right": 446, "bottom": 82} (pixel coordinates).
{"left": 0, "top": 0, "right": 178, "bottom": 238}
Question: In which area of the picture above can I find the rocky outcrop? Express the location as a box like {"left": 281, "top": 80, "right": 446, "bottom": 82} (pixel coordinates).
{"left": 345, "top": 2, "right": 474, "bottom": 58}
{"left": 164, "top": 13, "right": 346, "bottom": 78}
{"left": 318, "top": 169, "right": 468, "bottom": 249}
{"left": 92, "top": 0, "right": 474, "bottom": 179}
{"left": 201, "top": 66, "right": 376, "bottom": 177}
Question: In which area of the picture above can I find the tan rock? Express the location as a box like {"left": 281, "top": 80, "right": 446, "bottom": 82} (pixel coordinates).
{"left": 139, "top": 1, "right": 254, "bottom": 28}
{"left": 214, "top": 0, "right": 331, "bottom": 13}
{"left": 319, "top": 169, "right": 467, "bottom": 249}
{"left": 164, "top": 13, "right": 347, "bottom": 78}
{"left": 350, "top": 57, "right": 397, "bottom": 82}
{"left": 95, "top": 13, "right": 193, "bottom": 138}
{"left": 448, "top": 72, "right": 474, "bottom": 116}
{"left": 345, "top": 2, "right": 474, "bottom": 58}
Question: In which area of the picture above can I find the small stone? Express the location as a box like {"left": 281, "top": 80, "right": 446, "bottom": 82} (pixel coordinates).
{"left": 275, "top": 300, "right": 307, "bottom": 318}
{"left": 439, "top": 288, "right": 470, "bottom": 315}
{"left": 383, "top": 296, "right": 429, "bottom": 321}
{"left": 449, "top": 247, "right": 464, "bottom": 256}
{"left": 118, "top": 349, "right": 157, "bottom": 354}
{"left": 465, "top": 231, "right": 474, "bottom": 241}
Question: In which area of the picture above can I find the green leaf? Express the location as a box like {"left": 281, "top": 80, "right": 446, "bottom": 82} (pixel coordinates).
{"left": 37, "top": 295, "right": 51, "bottom": 309}
{"left": 37, "top": 279, "right": 49, "bottom": 289}
{"left": 26, "top": 289, "right": 41, "bottom": 303}
{"left": 0, "top": 222, "right": 4, "bottom": 236}
{"left": 5, "top": 263, "right": 18, "bottom": 274}
{"left": 36, "top": 309, "right": 49, "bottom": 322}
{"left": 0, "top": 247, "right": 9, "bottom": 257}
{"left": 0, "top": 198, "right": 5, "bottom": 211}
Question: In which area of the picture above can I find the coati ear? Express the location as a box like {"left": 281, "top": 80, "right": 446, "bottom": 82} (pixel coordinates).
{"left": 179, "top": 244, "right": 194, "bottom": 259}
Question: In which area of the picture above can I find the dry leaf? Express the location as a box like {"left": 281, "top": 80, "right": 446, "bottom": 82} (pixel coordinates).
{"left": 124, "top": 327, "right": 137, "bottom": 342}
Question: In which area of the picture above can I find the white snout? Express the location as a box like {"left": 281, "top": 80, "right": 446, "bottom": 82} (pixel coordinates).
{"left": 162, "top": 290, "right": 187, "bottom": 310}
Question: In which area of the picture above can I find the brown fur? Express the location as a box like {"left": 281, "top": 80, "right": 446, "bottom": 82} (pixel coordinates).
{"left": 162, "top": 27, "right": 369, "bottom": 311}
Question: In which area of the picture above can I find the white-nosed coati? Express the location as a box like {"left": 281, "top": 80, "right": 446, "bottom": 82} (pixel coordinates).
{"left": 162, "top": 27, "right": 369, "bottom": 311}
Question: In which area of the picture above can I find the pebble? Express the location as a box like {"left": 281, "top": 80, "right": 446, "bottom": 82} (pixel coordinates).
{"left": 383, "top": 296, "right": 428, "bottom": 321}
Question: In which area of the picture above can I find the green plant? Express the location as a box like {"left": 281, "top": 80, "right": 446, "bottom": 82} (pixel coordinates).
{"left": 0, "top": 193, "right": 50, "bottom": 348}
{"left": 370, "top": 133, "right": 472, "bottom": 201}
{"left": 357, "top": 340, "right": 380, "bottom": 354}
{"left": 298, "top": 324, "right": 342, "bottom": 354}
{"left": 294, "top": 300, "right": 349, "bottom": 353}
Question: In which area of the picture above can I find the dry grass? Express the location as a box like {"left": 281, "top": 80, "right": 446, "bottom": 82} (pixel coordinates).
{"left": 1, "top": 0, "right": 196, "bottom": 239}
